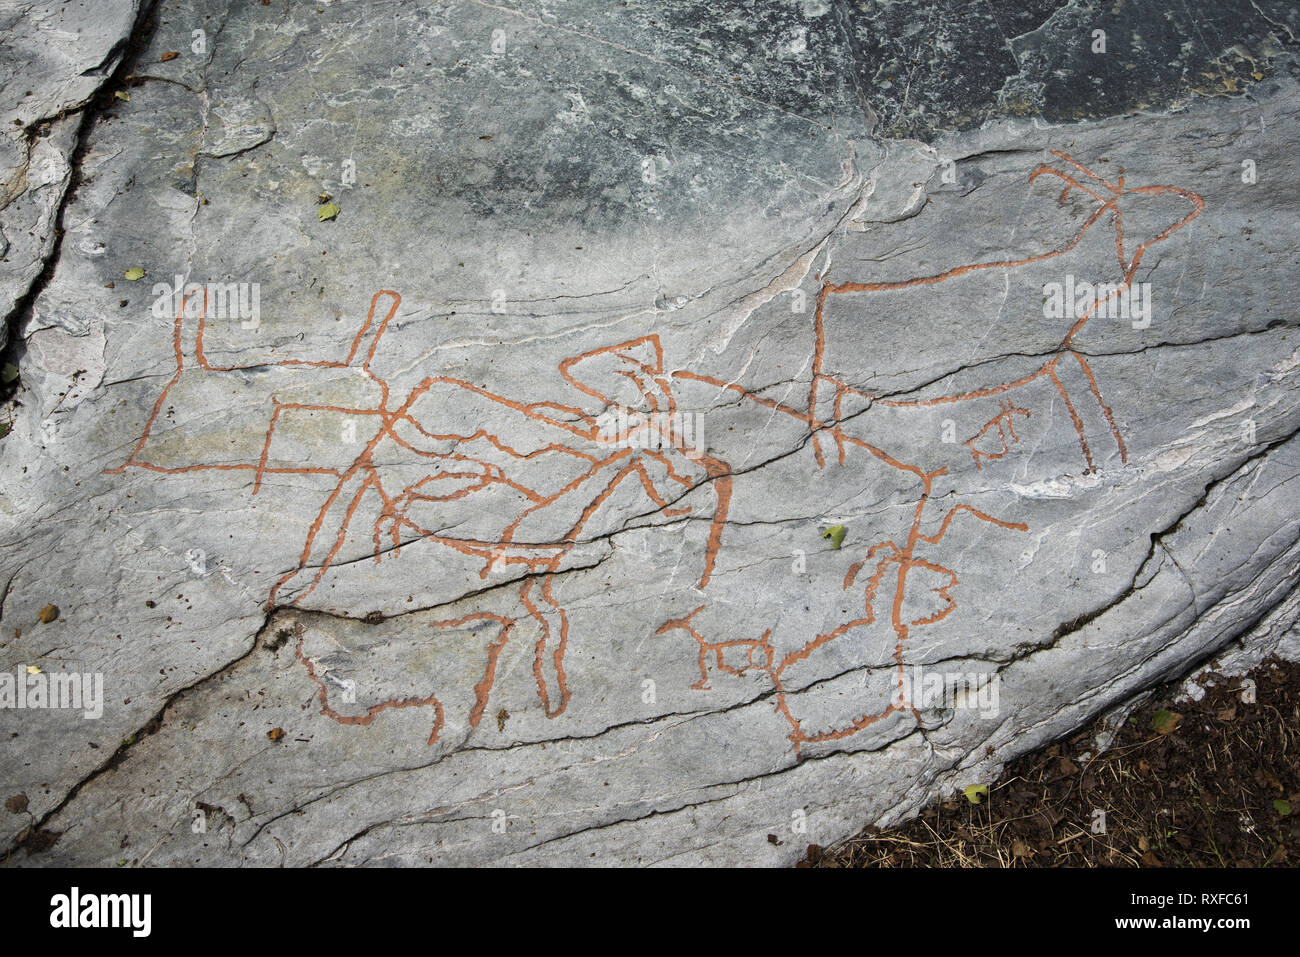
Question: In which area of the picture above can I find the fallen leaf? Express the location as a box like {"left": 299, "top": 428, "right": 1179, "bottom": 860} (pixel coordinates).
{"left": 964, "top": 784, "right": 989, "bottom": 805}
{"left": 267, "top": 727, "right": 285, "bottom": 743}
{"left": 113, "top": 90, "right": 131, "bottom": 102}
{"left": 822, "top": 524, "right": 846, "bottom": 549}
{"left": 159, "top": 51, "right": 179, "bottom": 62}
{"left": 1274, "top": 799, "right": 1292, "bottom": 817}
{"left": 1137, "top": 834, "right": 1150, "bottom": 852}
{"left": 317, "top": 202, "right": 340, "bottom": 222}
{"left": 1151, "top": 709, "right": 1181, "bottom": 734}
{"left": 38, "top": 604, "right": 58, "bottom": 623}
{"left": 1140, "top": 850, "right": 1164, "bottom": 867}
{"left": 25, "top": 665, "right": 40, "bottom": 675}
{"left": 1012, "top": 839, "right": 1034, "bottom": 858}
{"left": 1, "top": 363, "right": 18, "bottom": 384}
{"left": 123, "top": 267, "right": 146, "bottom": 281}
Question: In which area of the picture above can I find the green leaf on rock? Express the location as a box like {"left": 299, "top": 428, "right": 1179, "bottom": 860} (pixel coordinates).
{"left": 123, "top": 267, "right": 146, "bottom": 281}
{"left": 822, "top": 525, "right": 846, "bottom": 549}
{"left": 317, "top": 202, "right": 340, "bottom": 222}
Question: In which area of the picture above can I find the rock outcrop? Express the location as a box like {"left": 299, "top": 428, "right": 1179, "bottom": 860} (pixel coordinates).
{"left": 1, "top": 0, "right": 1297, "bottom": 866}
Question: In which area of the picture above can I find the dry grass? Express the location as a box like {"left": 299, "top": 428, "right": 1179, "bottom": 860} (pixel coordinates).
{"left": 805, "top": 656, "right": 1300, "bottom": 868}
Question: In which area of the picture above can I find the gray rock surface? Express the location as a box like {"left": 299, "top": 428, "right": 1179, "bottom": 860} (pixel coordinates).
{"left": 0, "top": 0, "right": 142, "bottom": 352}
{"left": 1, "top": 0, "right": 1297, "bottom": 866}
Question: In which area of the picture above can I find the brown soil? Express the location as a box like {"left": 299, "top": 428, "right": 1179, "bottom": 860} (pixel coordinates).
{"left": 804, "top": 655, "right": 1300, "bottom": 867}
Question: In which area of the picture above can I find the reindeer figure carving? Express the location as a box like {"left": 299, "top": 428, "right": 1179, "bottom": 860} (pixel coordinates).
{"left": 659, "top": 151, "right": 1205, "bottom": 757}
{"left": 112, "top": 296, "right": 731, "bottom": 744}
{"left": 813, "top": 149, "right": 1205, "bottom": 472}
{"left": 111, "top": 150, "right": 1204, "bottom": 756}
